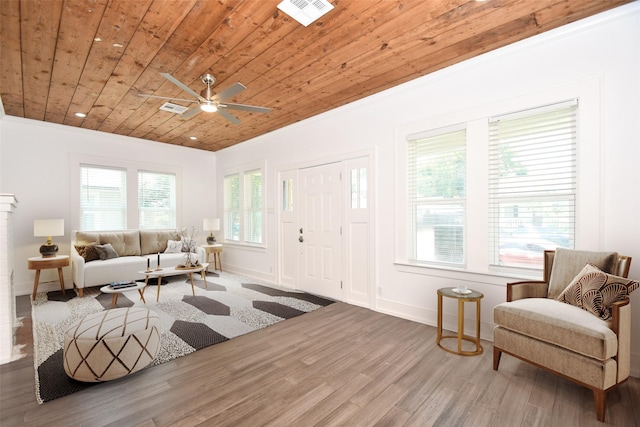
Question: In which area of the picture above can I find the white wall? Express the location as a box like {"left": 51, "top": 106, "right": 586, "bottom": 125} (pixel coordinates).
{"left": 215, "top": 4, "right": 640, "bottom": 376}
{"left": 0, "top": 118, "right": 216, "bottom": 295}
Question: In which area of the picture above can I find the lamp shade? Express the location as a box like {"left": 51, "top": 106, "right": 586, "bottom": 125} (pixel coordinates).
{"left": 34, "top": 219, "right": 65, "bottom": 237}
{"left": 203, "top": 218, "right": 220, "bottom": 231}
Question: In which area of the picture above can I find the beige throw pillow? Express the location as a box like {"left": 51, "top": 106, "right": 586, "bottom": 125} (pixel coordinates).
{"left": 164, "top": 240, "right": 182, "bottom": 253}
{"left": 557, "top": 264, "right": 639, "bottom": 320}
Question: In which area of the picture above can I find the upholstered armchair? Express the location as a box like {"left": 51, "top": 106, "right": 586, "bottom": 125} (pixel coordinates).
{"left": 493, "top": 249, "right": 635, "bottom": 422}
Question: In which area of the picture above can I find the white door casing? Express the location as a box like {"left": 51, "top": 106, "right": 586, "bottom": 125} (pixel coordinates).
{"left": 277, "top": 153, "right": 373, "bottom": 306}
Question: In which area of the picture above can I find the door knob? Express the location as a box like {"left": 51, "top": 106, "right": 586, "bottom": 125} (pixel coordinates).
{"left": 299, "top": 236, "right": 304, "bottom": 242}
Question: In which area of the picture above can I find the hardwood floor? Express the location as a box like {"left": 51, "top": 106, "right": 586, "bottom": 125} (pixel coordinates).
{"left": 1, "top": 295, "right": 639, "bottom": 426}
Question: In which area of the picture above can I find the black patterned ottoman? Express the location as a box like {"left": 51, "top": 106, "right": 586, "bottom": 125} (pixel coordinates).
{"left": 63, "top": 307, "right": 160, "bottom": 382}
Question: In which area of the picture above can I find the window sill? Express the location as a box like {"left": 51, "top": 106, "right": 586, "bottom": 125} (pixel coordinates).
{"left": 221, "top": 241, "right": 267, "bottom": 251}
{"left": 394, "top": 261, "right": 541, "bottom": 285}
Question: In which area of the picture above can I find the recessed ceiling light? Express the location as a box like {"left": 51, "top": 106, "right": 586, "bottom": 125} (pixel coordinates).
{"left": 113, "top": 43, "right": 123, "bottom": 48}
{"left": 94, "top": 37, "right": 102, "bottom": 42}
{"left": 189, "top": 136, "right": 197, "bottom": 140}
{"left": 75, "top": 112, "right": 87, "bottom": 118}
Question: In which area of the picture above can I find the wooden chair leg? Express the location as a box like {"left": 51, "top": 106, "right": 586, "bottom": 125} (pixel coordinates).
{"left": 593, "top": 389, "right": 606, "bottom": 422}
{"left": 493, "top": 347, "right": 502, "bottom": 370}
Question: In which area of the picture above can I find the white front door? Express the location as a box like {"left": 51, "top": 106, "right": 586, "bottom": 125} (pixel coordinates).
{"left": 297, "top": 162, "right": 343, "bottom": 300}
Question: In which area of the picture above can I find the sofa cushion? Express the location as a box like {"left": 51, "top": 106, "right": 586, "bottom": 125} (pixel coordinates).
{"left": 75, "top": 243, "right": 100, "bottom": 262}
{"left": 140, "top": 230, "right": 181, "bottom": 255}
{"left": 75, "top": 231, "right": 100, "bottom": 245}
{"left": 547, "top": 249, "right": 617, "bottom": 299}
{"left": 494, "top": 298, "right": 617, "bottom": 360}
{"left": 95, "top": 243, "right": 119, "bottom": 260}
{"left": 557, "top": 264, "right": 639, "bottom": 320}
{"left": 98, "top": 231, "right": 141, "bottom": 256}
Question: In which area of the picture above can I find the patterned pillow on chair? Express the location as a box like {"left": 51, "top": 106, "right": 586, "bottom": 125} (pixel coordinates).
{"left": 557, "top": 264, "right": 639, "bottom": 320}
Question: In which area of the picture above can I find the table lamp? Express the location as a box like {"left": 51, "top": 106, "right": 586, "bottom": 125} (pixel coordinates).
{"left": 203, "top": 218, "right": 220, "bottom": 244}
{"left": 34, "top": 219, "right": 64, "bottom": 257}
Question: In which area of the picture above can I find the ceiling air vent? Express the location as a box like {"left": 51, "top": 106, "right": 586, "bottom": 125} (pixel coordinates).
{"left": 277, "top": 0, "right": 334, "bottom": 27}
{"left": 159, "top": 102, "right": 188, "bottom": 114}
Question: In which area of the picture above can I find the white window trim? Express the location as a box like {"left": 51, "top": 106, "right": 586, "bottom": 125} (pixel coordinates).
{"left": 70, "top": 154, "right": 182, "bottom": 230}
{"left": 394, "top": 78, "right": 602, "bottom": 278}
{"left": 222, "top": 159, "right": 267, "bottom": 248}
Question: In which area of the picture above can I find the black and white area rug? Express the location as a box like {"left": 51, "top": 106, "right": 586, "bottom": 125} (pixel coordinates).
{"left": 31, "top": 271, "right": 334, "bottom": 403}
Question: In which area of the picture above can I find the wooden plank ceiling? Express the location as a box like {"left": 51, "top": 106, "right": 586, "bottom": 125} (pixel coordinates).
{"left": 0, "top": 0, "right": 631, "bottom": 152}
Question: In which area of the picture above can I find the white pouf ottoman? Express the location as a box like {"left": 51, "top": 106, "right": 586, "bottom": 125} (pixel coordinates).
{"left": 63, "top": 307, "right": 160, "bottom": 382}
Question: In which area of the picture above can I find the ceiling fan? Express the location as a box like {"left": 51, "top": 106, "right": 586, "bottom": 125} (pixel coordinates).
{"left": 138, "top": 73, "right": 270, "bottom": 124}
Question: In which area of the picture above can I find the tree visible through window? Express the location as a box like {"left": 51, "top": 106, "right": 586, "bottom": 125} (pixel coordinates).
{"left": 224, "top": 165, "right": 264, "bottom": 245}
{"left": 138, "top": 171, "right": 176, "bottom": 229}
{"left": 489, "top": 100, "right": 577, "bottom": 268}
{"left": 79, "top": 165, "right": 176, "bottom": 231}
{"left": 407, "top": 128, "right": 466, "bottom": 265}
{"left": 80, "top": 165, "right": 127, "bottom": 231}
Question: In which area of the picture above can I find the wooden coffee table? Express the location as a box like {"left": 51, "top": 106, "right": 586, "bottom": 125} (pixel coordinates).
{"left": 140, "top": 264, "right": 208, "bottom": 302}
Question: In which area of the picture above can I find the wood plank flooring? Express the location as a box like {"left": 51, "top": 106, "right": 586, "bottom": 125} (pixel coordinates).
{"left": 1, "top": 295, "right": 639, "bottom": 426}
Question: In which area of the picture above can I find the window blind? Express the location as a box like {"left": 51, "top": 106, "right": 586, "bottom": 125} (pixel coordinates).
{"left": 243, "top": 169, "right": 263, "bottom": 244}
{"left": 223, "top": 174, "right": 240, "bottom": 241}
{"left": 488, "top": 100, "right": 577, "bottom": 268}
{"left": 138, "top": 171, "right": 176, "bottom": 229}
{"left": 79, "top": 165, "right": 127, "bottom": 231}
{"left": 407, "top": 128, "right": 466, "bottom": 265}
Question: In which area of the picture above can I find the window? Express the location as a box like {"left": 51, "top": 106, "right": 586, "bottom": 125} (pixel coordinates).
{"left": 80, "top": 166, "right": 127, "bottom": 230}
{"left": 138, "top": 171, "right": 176, "bottom": 229}
{"left": 350, "top": 167, "right": 367, "bottom": 209}
{"left": 407, "top": 127, "right": 466, "bottom": 265}
{"left": 244, "top": 169, "right": 263, "bottom": 244}
{"left": 224, "top": 162, "right": 265, "bottom": 245}
{"left": 489, "top": 101, "right": 577, "bottom": 268}
{"left": 79, "top": 164, "right": 177, "bottom": 231}
{"left": 223, "top": 174, "right": 240, "bottom": 241}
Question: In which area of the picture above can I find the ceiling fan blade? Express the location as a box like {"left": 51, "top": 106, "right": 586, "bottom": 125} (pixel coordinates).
{"left": 221, "top": 102, "right": 271, "bottom": 113}
{"left": 138, "top": 93, "right": 197, "bottom": 103}
{"left": 180, "top": 107, "right": 202, "bottom": 119}
{"left": 160, "top": 73, "right": 206, "bottom": 102}
{"left": 216, "top": 108, "right": 241, "bottom": 124}
{"left": 212, "top": 82, "right": 246, "bottom": 102}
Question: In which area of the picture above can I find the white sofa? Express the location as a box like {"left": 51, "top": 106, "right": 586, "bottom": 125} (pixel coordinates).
{"left": 71, "top": 229, "right": 205, "bottom": 297}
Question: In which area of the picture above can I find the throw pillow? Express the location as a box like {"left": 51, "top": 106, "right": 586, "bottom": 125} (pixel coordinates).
{"left": 95, "top": 243, "right": 119, "bottom": 260}
{"left": 75, "top": 243, "right": 100, "bottom": 262}
{"left": 557, "top": 264, "right": 639, "bottom": 320}
{"left": 164, "top": 239, "right": 182, "bottom": 254}
{"left": 181, "top": 237, "right": 197, "bottom": 253}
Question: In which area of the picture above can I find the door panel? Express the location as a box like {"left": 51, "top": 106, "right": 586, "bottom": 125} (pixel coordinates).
{"left": 298, "top": 162, "right": 343, "bottom": 300}
{"left": 279, "top": 171, "right": 297, "bottom": 287}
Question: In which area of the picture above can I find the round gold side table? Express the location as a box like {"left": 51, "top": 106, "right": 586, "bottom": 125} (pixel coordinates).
{"left": 436, "top": 287, "right": 484, "bottom": 356}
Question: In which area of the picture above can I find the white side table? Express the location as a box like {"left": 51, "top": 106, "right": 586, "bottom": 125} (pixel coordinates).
{"left": 100, "top": 282, "right": 147, "bottom": 308}
{"left": 28, "top": 255, "right": 69, "bottom": 300}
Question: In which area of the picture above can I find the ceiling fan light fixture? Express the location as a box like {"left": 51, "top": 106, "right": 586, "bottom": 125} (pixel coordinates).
{"left": 200, "top": 102, "right": 217, "bottom": 113}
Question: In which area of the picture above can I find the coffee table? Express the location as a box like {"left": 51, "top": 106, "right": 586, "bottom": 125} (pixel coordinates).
{"left": 100, "top": 281, "right": 147, "bottom": 308}
{"left": 140, "top": 263, "right": 208, "bottom": 302}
